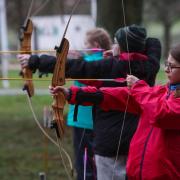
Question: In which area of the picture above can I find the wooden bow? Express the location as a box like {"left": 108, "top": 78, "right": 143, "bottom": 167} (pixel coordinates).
{"left": 19, "top": 18, "right": 34, "bottom": 97}
{"left": 50, "top": 20, "right": 74, "bottom": 180}
{"left": 51, "top": 0, "right": 81, "bottom": 139}
{"left": 51, "top": 38, "right": 69, "bottom": 138}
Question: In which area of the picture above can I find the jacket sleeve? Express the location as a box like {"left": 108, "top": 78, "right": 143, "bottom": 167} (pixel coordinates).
{"left": 144, "top": 38, "right": 161, "bottom": 86}
{"left": 28, "top": 54, "right": 56, "bottom": 74}
{"left": 130, "top": 81, "right": 180, "bottom": 129}
{"left": 68, "top": 85, "right": 140, "bottom": 114}
{"left": 100, "top": 87, "right": 140, "bottom": 114}
{"left": 65, "top": 58, "right": 123, "bottom": 79}
{"left": 28, "top": 54, "right": 118, "bottom": 79}
{"left": 150, "top": 95, "right": 180, "bottom": 129}
{"left": 68, "top": 86, "right": 104, "bottom": 105}
{"left": 28, "top": 38, "right": 161, "bottom": 84}
{"left": 77, "top": 79, "right": 126, "bottom": 88}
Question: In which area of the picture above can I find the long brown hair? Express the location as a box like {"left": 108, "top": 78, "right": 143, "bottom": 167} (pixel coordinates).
{"left": 85, "top": 28, "right": 112, "bottom": 50}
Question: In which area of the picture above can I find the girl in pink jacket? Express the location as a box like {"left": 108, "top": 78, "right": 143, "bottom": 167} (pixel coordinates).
{"left": 50, "top": 43, "right": 180, "bottom": 179}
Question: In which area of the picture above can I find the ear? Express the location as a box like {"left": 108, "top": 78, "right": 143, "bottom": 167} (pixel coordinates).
{"left": 112, "top": 44, "right": 120, "bottom": 56}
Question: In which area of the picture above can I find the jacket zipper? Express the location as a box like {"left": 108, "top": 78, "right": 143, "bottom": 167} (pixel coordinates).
{"left": 139, "top": 127, "right": 154, "bottom": 180}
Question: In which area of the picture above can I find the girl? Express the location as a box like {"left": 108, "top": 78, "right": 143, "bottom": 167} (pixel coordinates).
{"left": 50, "top": 43, "right": 180, "bottom": 180}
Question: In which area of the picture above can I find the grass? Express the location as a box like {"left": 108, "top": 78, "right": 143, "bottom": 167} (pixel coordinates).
{"left": 0, "top": 94, "right": 75, "bottom": 180}
{"left": 0, "top": 119, "right": 74, "bottom": 180}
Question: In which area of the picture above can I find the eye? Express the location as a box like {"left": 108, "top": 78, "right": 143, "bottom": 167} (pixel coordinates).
{"left": 165, "top": 61, "right": 169, "bottom": 67}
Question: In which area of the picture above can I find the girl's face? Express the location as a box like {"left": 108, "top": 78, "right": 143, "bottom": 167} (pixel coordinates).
{"left": 84, "top": 39, "right": 93, "bottom": 48}
{"left": 165, "top": 54, "right": 180, "bottom": 84}
{"left": 84, "top": 37, "right": 100, "bottom": 49}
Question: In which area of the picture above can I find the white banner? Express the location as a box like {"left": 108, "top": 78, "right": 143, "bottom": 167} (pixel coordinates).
{"left": 32, "top": 15, "right": 95, "bottom": 52}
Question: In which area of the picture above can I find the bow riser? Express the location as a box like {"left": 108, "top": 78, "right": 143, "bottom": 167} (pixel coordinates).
{"left": 52, "top": 93, "right": 66, "bottom": 137}
{"left": 52, "top": 38, "right": 69, "bottom": 138}
{"left": 19, "top": 19, "right": 34, "bottom": 97}
{"left": 52, "top": 38, "right": 69, "bottom": 86}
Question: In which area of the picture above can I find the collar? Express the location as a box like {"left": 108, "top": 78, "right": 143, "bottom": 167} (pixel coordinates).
{"left": 169, "top": 83, "right": 180, "bottom": 91}
{"left": 83, "top": 51, "right": 103, "bottom": 61}
{"left": 119, "top": 52, "right": 148, "bottom": 61}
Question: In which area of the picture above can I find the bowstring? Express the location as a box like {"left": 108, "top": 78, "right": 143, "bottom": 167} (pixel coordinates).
{"left": 62, "top": 0, "right": 82, "bottom": 40}
{"left": 56, "top": 135, "right": 73, "bottom": 180}
{"left": 25, "top": 93, "right": 73, "bottom": 172}
{"left": 31, "top": 0, "right": 50, "bottom": 17}
{"left": 24, "top": 0, "right": 34, "bottom": 26}
{"left": 111, "top": 0, "right": 132, "bottom": 179}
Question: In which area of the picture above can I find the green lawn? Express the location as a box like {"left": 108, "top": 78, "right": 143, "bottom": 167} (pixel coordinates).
{"left": 0, "top": 117, "right": 74, "bottom": 180}
{"left": 0, "top": 94, "right": 75, "bottom": 180}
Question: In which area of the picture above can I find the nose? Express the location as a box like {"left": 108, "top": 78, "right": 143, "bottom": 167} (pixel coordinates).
{"left": 164, "top": 65, "right": 170, "bottom": 73}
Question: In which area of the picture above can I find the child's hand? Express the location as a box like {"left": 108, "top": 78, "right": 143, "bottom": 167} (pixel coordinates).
{"left": 126, "top": 75, "right": 139, "bottom": 88}
{"left": 112, "top": 44, "right": 120, "bottom": 56}
{"left": 17, "top": 54, "right": 30, "bottom": 68}
{"left": 103, "top": 44, "right": 120, "bottom": 58}
{"left": 103, "top": 49, "right": 113, "bottom": 58}
{"left": 49, "top": 86, "right": 70, "bottom": 98}
{"left": 68, "top": 50, "right": 81, "bottom": 59}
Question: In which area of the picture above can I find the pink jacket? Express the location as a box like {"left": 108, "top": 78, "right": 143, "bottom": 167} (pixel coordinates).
{"left": 69, "top": 80, "right": 180, "bottom": 179}
{"left": 99, "top": 81, "right": 180, "bottom": 180}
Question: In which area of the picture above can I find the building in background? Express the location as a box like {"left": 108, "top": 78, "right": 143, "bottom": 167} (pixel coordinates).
{"left": 32, "top": 15, "right": 95, "bottom": 51}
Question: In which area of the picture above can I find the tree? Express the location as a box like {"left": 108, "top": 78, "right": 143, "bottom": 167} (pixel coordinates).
{"left": 96, "top": 0, "right": 144, "bottom": 38}
{"left": 6, "top": 0, "right": 91, "bottom": 48}
{"left": 6, "top": 0, "right": 91, "bottom": 31}
{"left": 144, "top": 0, "right": 180, "bottom": 57}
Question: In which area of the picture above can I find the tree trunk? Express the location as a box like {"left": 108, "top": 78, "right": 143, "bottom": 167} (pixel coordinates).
{"left": 125, "top": 0, "right": 143, "bottom": 24}
{"left": 163, "top": 22, "right": 171, "bottom": 58}
{"left": 16, "top": 0, "right": 24, "bottom": 26}
{"left": 96, "top": 0, "right": 144, "bottom": 37}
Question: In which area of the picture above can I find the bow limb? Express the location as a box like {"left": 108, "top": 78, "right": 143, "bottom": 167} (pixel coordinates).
{"left": 19, "top": 19, "right": 34, "bottom": 97}
{"left": 51, "top": 38, "right": 69, "bottom": 138}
